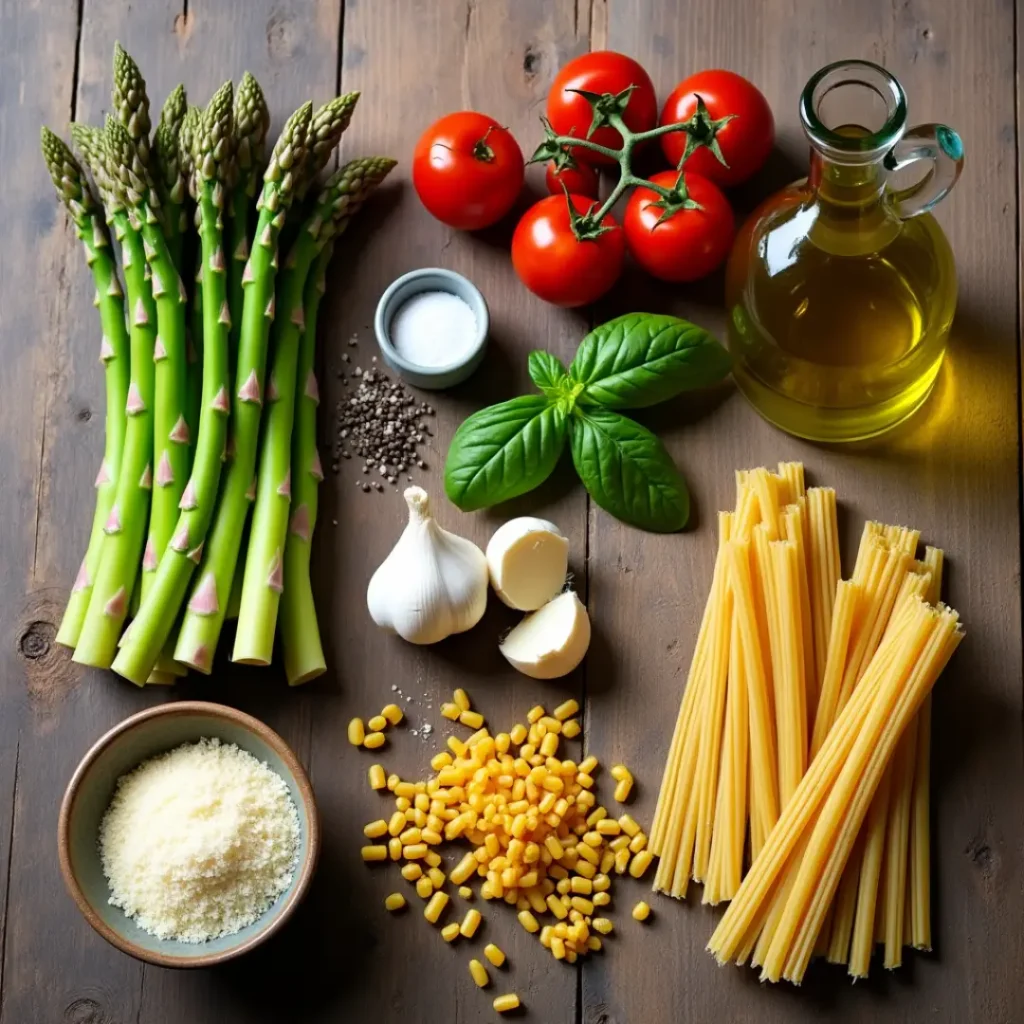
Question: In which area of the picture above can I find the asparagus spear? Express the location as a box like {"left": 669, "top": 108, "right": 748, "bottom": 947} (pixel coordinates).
{"left": 112, "top": 43, "right": 153, "bottom": 172}
{"left": 234, "top": 157, "right": 395, "bottom": 665}
{"left": 179, "top": 105, "right": 204, "bottom": 442}
{"left": 280, "top": 241, "right": 331, "bottom": 685}
{"left": 173, "top": 102, "right": 314, "bottom": 673}
{"left": 229, "top": 73, "right": 270, "bottom": 365}
{"left": 104, "top": 117, "right": 191, "bottom": 612}
{"left": 111, "top": 82, "right": 237, "bottom": 685}
{"left": 153, "top": 84, "right": 188, "bottom": 272}
{"left": 297, "top": 93, "right": 361, "bottom": 199}
{"left": 43, "top": 130, "right": 131, "bottom": 649}
{"left": 71, "top": 127, "right": 158, "bottom": 668}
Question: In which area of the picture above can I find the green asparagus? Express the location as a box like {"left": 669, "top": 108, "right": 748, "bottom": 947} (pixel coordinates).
{"left": 153, "top": 84, "right": 188, "bottom": 272}
{"left": 234, "top": 157, "right": 395, "bottom": 665}
{"left": 112, "top": 82, "right": 237, "bottom": 685}
{"left": 280, "top": 241, "right": 331, "bottom": 685}
{"left": 179, "top": 105, "right": 204, "bottom": 442}
{"left": 112, "top": 43, "right": 153, "bottom": 171}
{"left": 173, "top": 102, "right": 314, "bottom": 673}
{"left": 43, "top": 129, "right": 131, "bottom": 649}
{"left": 71, "top": 126, "right": 158, "bottom": 668}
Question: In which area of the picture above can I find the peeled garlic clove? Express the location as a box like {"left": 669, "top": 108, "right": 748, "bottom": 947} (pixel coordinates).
{"left": 486, "top": 516, "right": 569, "bottom": 611}
{"left": 500, "top": 590, "right": 591, "bottom": 679}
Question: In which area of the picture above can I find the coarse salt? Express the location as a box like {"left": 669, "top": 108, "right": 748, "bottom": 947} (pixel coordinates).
{"left": 99, "top": 737, "right": 300, "bottom": 943}
{"left": 390, "top": 291, "right": 478, "bottom": 368}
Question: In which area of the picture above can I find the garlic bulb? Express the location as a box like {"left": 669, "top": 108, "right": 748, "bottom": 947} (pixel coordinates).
{"left": 367, "top": 486, "right": 488, "bottom": 644}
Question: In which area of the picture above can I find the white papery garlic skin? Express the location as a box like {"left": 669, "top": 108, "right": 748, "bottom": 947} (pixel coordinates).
{"left": 486, "top": 516, "right": 569, "bottom": 611}
{"left": 367, "top": 486, "right": 488, "bottom": 644}
{"left": 500, "top": 590, "right": 591, "bottom": 679}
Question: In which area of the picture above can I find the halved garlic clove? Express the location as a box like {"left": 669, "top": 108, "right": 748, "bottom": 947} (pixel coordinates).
{"left": 486, "top": 516, "right": 569, "bottom": 611}
{"left": 500, "top": 590, "right": 590, "bottom": 679}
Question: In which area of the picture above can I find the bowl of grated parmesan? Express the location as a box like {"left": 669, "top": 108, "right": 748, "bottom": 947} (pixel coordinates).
{"left": 58, "top": 701, "right": 320, "bottom": 967}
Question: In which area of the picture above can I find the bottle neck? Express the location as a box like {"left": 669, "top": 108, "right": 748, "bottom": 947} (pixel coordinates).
{"left": 809, "top": 147, "right": 886, "bottom": 209}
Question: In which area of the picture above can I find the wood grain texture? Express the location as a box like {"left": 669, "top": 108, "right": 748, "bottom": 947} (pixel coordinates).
{"left": 583, "top": 1, "right": 1024, "bottom": 1022}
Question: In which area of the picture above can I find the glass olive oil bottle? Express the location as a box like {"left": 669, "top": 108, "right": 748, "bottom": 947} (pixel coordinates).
{"left": 726, "top": 60, "right": 963, "bottom": 442}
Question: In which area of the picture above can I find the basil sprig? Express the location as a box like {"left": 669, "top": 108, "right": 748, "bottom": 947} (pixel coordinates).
{"left": 444, "top": 313, "right": 729, "bottom": 532}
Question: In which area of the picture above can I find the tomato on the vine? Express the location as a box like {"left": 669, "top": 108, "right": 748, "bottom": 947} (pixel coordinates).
{"left": 623, "top": 170, "right": 734, "bottom": 283}
{"left": 512, "top": 194, "right": 625, "bottom": 307}
{"left": 412, "top": 111, "right": 524, "bottom": 230}
{"left": 546, "top": 51, "right": 657, "bottom": 166}
{"left": 544, "top": 159, "right": 600, "bottom": 199}
{"left": 659, "top": 70, "right": 774, "bottom": 187}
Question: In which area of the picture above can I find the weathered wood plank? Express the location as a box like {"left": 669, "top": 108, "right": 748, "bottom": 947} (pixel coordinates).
{"left": 297, "top": 1, "right": 590, "bottom": 1020}
{"left": 581, "top": 1, "right": 1023, "bottom": 1022}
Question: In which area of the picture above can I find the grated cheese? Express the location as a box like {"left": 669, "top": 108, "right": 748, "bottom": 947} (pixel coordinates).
{"left": 99, "top": 737, "right": 300, "bottom": 942}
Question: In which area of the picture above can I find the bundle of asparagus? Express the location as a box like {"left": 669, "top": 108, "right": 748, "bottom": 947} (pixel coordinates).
{"left": 43, "top": 43, "right": 395, "bottom": 686}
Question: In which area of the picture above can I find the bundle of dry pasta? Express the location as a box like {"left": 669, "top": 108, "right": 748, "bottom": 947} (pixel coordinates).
{"left": 650, "top": 461, "right": 958, "bottom": 982}
{"left": 649, "top": 463, "right": 841, "bottom": 902}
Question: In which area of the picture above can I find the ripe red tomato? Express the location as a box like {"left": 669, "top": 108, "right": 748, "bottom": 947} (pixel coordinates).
{"left": 546, "top": 51, "right": 657, "bottom": 166}
{"left": 512, "top": 194, "right": 625, "bottom": 307}
{"left": 412, "top": 111, "right": 524, "bottom": 230}
{"left": 659, "top": 70, "right": 774, "bottom": 187}
{"left": 623, "top": 171, "right": 734, "bottom": 283}
{"left": 544, "top": 159, "right": 600, "bottom": 199}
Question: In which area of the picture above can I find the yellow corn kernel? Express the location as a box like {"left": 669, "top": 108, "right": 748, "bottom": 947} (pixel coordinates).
{"left": 389, "top": 838, "right": 403, "bottom": 861}
{"left": 592, "top": 873, "right": 611, "bottom": 892}
{"left": 393, "top": 781, "right": 416, "bottom": 799}
{"left": 447, "top": 736, "right": 467, "bottom": 757}
{"left": 578, "top": 755, "right": 598, "bottom": 776}
{"left": 387, "top": 773, "right": 400, "bottom": 791}
{"left": 528, "top": 888, "right": 548, "bottom": 914}
{"left": 518, "top": 870, "right": 538, "bottom": 889}
{"left": 576, "top": 790, "right": 595, "bottom": 811}
{"left": 576, "top": 772, "right": 595, "bottom": 789}
{"left": 458, "top": 885, "right": 473, "bottom": 899}
{"left": 441, "top": 922, "right": 461, "bottom": 942}
{"left": 416, "top": 876, "right": 434, "bottom": 899}
{"left": 629, "top": 831, "right": 648, "bottom": 854}
{"left": 610, "top": 763, "right": 631, "bottom": 782}
{"left": 592, "top": 917, "right": 614, "bottom": 935}
{"left": 561, "top": 718, "right": 581, "bottom": 739}
{"left": 361, "top": 844, "right": 388, "bottom": 862}
{"left": 596, "top": 818, "right": 620, "bottom": 836}
{"left": 384, "top": 892, "right": 406, "bottom": 912}
{"left": 430, "top": 752, "right": 453, "bottom": 773}
{"left": 618, "top": 814, "right": 640, "bottom": 837}
{"left": 413, "top": 792, "right": 430, "bottom": 813}
{"left": 396, "top": 798, "right": 412, "bottom": 814}
{"left": 553, "top": 921, "right": 570, "bottom": 939}
{"left": 363, "top": 819, "right": 388, "bottom": 839}
{"left": 571, "top": 896, "right": 594, "bottom": 915}
{"left": 424, "top": 891, "right": 449, "bottom": 924}
{"left": 460, "top": 908, "right": 482, "bottom": 938}
{"left": 526, "top": 705, "right": 544, "bottom": 724}
{"left": 469, "top": 958, "right": 490, "bottom": 988}
{"left": 367, "top": 764, "right": 387, "bottom": 791}
{"left": 576, "top": 843, "right": 600, "bottom": 866}
{"left": 540, "top": 733, "right": 559, "bottom": 758}
{"left": 614, "top": 848, "right": 631, "bottom": 874}
{"left": 570, "top": 876, "right": 593, "bottom": 895}
{"left": 632, "top": 900, "right": 651, "bottom": 922}
{"left": 588, "top": 935, "right": 603, "bottom": 951}
{"left": 347, "top": 718, "right": 365, "bottom": 746}
{"left": 403, "top": 843, "right": 428, "bottom": 860}
{"left": 453, "top": 687, "right": 471, "bottom": 712}
{"left": 428, "top": 867, "right": 447, "bottom": 889}
{"left": 546, "top": 894, "right": 568, "bottom": 920}
{"left": 368, "top": 714, "right": 387, "bottom": 733}
{"left": 459, "top": 709, "right": 485, "bottom": 730}
{"left": 609, "top": 834, "right": 631, "bottom": 852}
{"left": 629, "top": 850, "right": 653, "bottom": 878}
{"left": 399, "top": 826, "right": 422, "bottom": 845}
{"left": 539, "top": 716, "right": 562, "bottom": 734}
{"left": 401, "top": 863, "right": 422, "bottom": 882}
{"left": 484, "top": 943, "right": 505, "bottom": 967}
{"left": 363, "top": 731, "right": 386, "bottom": 750}
{"left": 485, "top": 833, "right": 501, "bottom": 858}
{"left": 420, "top": 827, "right": 441, "bottom": 846}
{"left": 518, "top": 909, "right": 540, "bottom": 933}
{"left": 556, "top": 878, "right": 571, "bottom": 895}
{"left": 551, "top": 936, "right": 566, "bottom": 960}
{"left": 539, "top": 925, "right": 554, "bottom": 948}
{"left": 381, "top": 703, "right": 404, "bottom": 726}
{"left": 614, "top": 778, "right": 633, "bottom": 803}
{"left": 593, "top": 890, "right": 611, "bottom": 907}
{"left": 582, "top": 831, "right": 603, "bottom": 848}
{"left": 509, "top": 723, "right": 528, "bottom": 745}
{"left": 553, "top": 699, "right": 579, "bottom": 721}
{"left": 441, "top": 702, "right": 461, "bottom": 721}
{"left": 520, "top": 744, "right": 536, "bottom": 760}
{"left": 494, "top": 732, "right": 511, "bottom": 753}
{"left": 542, "top": 835, "right": 563, "bottom": 861}
{"left": 493, "top": 994, "right": 520, "bottom": 1014}
{"left": 599, "top": 850, "right": 616, "bottom": 875}
{"left": 575, "top": 859, "right": 597, "bottom": 879}
{"left": 425, "top": 851, "right": 442, "bottom": 868}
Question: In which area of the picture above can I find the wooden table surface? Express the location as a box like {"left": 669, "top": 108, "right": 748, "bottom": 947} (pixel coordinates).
{"left": 1, "top": 0, "right": 1021, "bottom": 1021}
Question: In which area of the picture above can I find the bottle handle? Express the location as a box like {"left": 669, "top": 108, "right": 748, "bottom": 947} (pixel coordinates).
{"left": 884, "top": 123, "right": 964, "bottom": 219}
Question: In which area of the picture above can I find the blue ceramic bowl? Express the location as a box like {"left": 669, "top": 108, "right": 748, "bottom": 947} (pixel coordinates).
{"left": 58, "top": 701, "right": 320, "bottom": 968}
{"left": 374, "top": 267, "right": 489, "bottom": 389}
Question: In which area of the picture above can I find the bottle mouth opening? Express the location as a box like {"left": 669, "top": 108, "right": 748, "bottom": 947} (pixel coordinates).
{"left": 800, "top": 60, "right": 907, "bottom": 163}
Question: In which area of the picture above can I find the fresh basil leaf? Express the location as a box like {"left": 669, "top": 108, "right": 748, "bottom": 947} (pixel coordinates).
{"left": 570, "top": 312, "right": 731, "bottom": 409}
{"left": 528, "top": 350, "right": 569, "bottom": 397}
{"left": 569, "top": 407, "right": 689, "bottom": 532}
{"left": 445, "top": 395, "right": 568, "bottom": 511}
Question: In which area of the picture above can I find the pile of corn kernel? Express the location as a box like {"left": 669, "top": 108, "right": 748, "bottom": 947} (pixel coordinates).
{"left": 348, "top": 701, "right": 404, "bottom": 750}
{"left": 357, "top": 689, "right": 653, "bottom": 1011}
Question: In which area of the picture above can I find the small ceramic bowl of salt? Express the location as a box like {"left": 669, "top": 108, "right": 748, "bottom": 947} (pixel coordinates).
{"left": 374, "top": 267, "right": 489, "bottom": 389}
